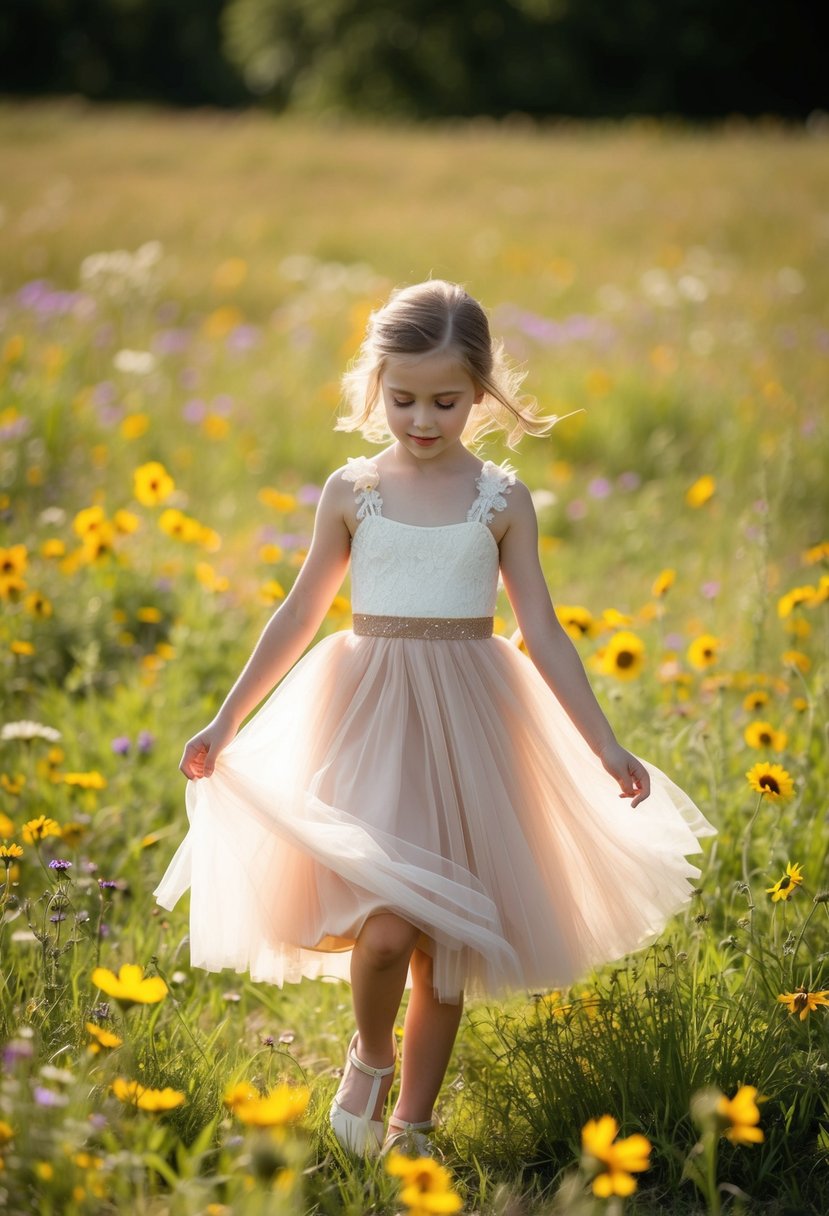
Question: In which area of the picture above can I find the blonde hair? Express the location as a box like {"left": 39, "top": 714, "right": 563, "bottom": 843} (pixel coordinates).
{"left": 336, "top": 280, "right": 558, "bottom": 448}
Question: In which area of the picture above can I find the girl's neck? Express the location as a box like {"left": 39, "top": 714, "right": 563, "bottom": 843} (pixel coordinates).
{"left": 387, "top": 440, "right": 478, "bottom": 478}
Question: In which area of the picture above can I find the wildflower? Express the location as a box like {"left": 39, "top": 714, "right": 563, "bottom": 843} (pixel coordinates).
{"left": 1, "top": 720, "right": 61, "bottom": 743}
{"left": 0, "top": 843, "right": 24, "bottom": 864}
{"left": 133, "top": 461, "right": 174, "bottom": 507}
{"left": 259, "top": 543, "right": 284, "bottom": 563}
{"left": 91, "top": 963, "right": 168, "bottom": 1006}
{"left": 98, "top": 879, "right": 118, "bottom": 889}
{"left": 111, "top": 736, "right": 131, "bottom": 755}
{"left": 24, "top": 591, "right": 53, "bottom": 618}
{"left": 385, "top": 1151, "right": 463, "bottom": 1213}
{"left": 746, "top": 762, "right": 794, "bottom": 800}
{"left": 229, "top": 1083, "right": 310, "bottom": 1127}
{"left": 744, "top": 721, "right": 787, "bottom": 750}
{"left": 258, "top": 488, "right": 297, "bottom": 513}
{"left": 158, "top": 508, "right": 201, "bottom": 542}
{"left": 716, "top": 1086, "right": 765, "bottom": 1144}
{"left": 802, "top": 540, "right": 829, "bottom": 564}
{"left": 685, "top": 475, "right": 716, "bottom": 508}
{"left": 0, "top": 1119, "right": 13, "bottom": 1144}
{"left": 580, "top": 1115, "right": 652, "bottom": 1197}
{"left": 766, "top": 862, "right": 804, "bottom": 901}
{"left": 86, "top": 1022, "right": 123, "bottom": 1051}
{"left": 61, "top": 771, "right": 107, "bottom": 790}
{"left": 60, "top": 822, "right": 87, "bottom": 847}
{"left": 687, "top": 634, "right": 720, "bottom": 670}
{"left": 651, "top": 568, "right": 676, "bottom": 598}
{"left": 137, "top": 730, "right": 155, "bottom": 753}
{"left": 48, "top": 859, "right": 72, "bottom": 872}
{"left": 10, "top": 640, "right": 34, "bottom": 656}
{"left": 556, "top": 604, "right": 596, "bottom": 640}
{"left": 113, "top": 508, "right": 140, "bottom": 534}
{"left": 597, "top": 631, "right": 646, "bottom": 680}
{"left": 0, "top": 544, "right": 28, "bottom": 578}
{"left": 777, "top": 586, "right": 815, "bottom": 618}
{"left": 742, "top": 689, "right": 769, "bottom": 711}
{"left": 223, "top": 1081, "right": 261, "bottom": 1111}
{"left": 260, "top": 579, "right": 285, "bottom": 604}
{"left": 22, "top": 816, "right": 62, "bottom": 844}
{"left": 782, "top": 650, "right": 811, "bottom": 674}
{"left": 41, "top": 538, "right": 66, "bottom": 559}
{"left": 111, "top": 1078, "right": 185, "bottom": 1111}
{"left": 777, "top": 987, "right": 829, "bottom": 1021}
{"left": 73, "top": 506, "right": 107, "bottom": 540}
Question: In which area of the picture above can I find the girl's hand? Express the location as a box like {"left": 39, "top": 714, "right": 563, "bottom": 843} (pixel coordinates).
{"left": 179, "top": 716, "right": 236, "bottom": 780}
{"left": 598, "top": 742, "right": 651, "bottom": 808}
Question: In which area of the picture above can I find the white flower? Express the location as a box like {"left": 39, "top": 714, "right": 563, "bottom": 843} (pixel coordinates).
{"left": 1, "top": 720, "right": 62, "bottom": 743}
{"left": 342, "top": 456, "right": 380, "bottom": 494}
{"left": 113, "top": 349, "right": 156, "bottom": 375}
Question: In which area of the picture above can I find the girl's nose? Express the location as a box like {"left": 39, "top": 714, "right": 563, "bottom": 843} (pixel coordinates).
{"left": 411, "top": 403, "right": 433, "bottom": 430}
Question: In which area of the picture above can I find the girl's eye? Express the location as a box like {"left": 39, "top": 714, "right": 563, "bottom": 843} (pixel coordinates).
{"left": 392, "top": 399, "right": 414, "bottom": 408}
{"left": 436, "top": 400, "right": 456, "bottom": 410}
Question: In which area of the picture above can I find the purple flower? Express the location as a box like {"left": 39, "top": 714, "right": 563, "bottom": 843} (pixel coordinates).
{"left": 262, "top": 1035, "right": 275, "bottom": 1047}
{"left": 3, "top": 1038, "right": 34, "bottom": 1068}
{"left": 50, "top": 912, "right": 67, "bottom": 923}
{"left": 111, "top": 736, "right": 131, "bottom": 755}
{"left": 137, "top": 730, "right": 155, "bottom": 754}
{"left": 182, "top": 397, "right": 206, "bottom": 423}
{"left": 617, "top": 471, "right": 641, "bottom": 492}
{"left": 587, "top": 477, "right": 612, "bottom": 500}
{"left": 298, "top": 484, "right": 322, "bottom": 506}
{"left": 227, "top": 324, "right": 260, "bottom": 352}
{"left": 48, "top": 859, "right": 72, "bottom": 871}
{"left": 34, "top": 1086, "right": 68, "bottom": 1108}
{"left": 152, "top": 327, "right": 192, "bottom": 355}
{"left": 701, "top": 581, "right": 720, "bottom": 599}
{"left": 92, "top": 381, "right": 117, "bottom": 406}
{"left": 212, "top": 393, "right": 234, "bottom": 416}
{"left": 98, "top": 879, "right": 118, "bottom": 890}
{"left": 665, "top": 632, "right": 685, "bottom": 650}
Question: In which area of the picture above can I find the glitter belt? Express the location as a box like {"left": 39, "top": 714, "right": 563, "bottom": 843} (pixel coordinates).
{"left": 352, "top": 613, "right": 494, "bottom": 640}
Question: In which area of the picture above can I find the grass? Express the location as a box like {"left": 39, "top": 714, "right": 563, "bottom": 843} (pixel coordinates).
{"left": 0, "top": 99, "right": 827, "bottom": 1214}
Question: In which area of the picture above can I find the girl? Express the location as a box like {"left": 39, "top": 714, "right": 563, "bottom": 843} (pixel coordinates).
{"left": 155, "top": 280, "right": 715, "bottom": 1159}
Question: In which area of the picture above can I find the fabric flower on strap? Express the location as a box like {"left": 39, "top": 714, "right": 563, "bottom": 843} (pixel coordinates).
{"left": 342, "top": 457, "right": 380, "bottom": 494}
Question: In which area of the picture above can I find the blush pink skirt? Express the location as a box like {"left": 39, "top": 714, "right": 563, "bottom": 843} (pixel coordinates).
{"left": 154, "top": 631, "right": 715, "bottom": 1003}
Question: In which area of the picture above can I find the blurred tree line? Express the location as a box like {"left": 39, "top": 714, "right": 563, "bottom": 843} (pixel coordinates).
{"left": 1, "top": 0, "right": 823, "bottom": 119}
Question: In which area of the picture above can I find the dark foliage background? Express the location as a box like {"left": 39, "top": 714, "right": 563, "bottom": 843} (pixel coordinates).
{"left": 1, "top": 0, "right": 824, "bottom": 119}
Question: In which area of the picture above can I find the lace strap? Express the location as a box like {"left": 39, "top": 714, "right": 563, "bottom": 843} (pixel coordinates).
{"left": 341, "top": 456, "right": 383, "bottom": 521}
{"left": 467, "top": 460, "right": 516, "bottom": 525}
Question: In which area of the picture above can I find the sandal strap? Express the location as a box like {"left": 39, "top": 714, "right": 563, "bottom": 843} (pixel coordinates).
{"left": 347, "top": 1042, "right": 397, "bottom": 1079}
{"left": 337, "top": 1035, "right": 396, "bottom": 1127}
{"left": 387, "top": 1116, "right": 434, "bottom": 1133}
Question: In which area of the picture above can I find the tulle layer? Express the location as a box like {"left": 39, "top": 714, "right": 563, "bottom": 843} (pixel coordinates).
{"left": 154, "top": 631, "right": 715, "bottom": 1002}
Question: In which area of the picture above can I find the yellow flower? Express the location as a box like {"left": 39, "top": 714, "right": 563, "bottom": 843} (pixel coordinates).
{"left": 766, "top": 862, "right": 804, "bottom": 902}
{"left": 203, "top": 414, "right": 230, "bottom": 440}
{"left": 86, "top": 1022, "right": 123, "bottom": 1050}
{"left": 213, "top": 257, "right": 248, "bottom": 292}
{"left": 41, "top": 538, "right": 66, "bottom": 559}
{"left": 91, "top": 963, "right": 168, "bottom": 1006}
{"left": 258, "top": 543, "right": 284, "bottom": 564}
{"left": 10, "top": 640, "right": 34, "bottom": 656}
{"left": 111, "top": 1078, "right": 185, "bottom": 1111}
{"left": 744, "top": 721, "right": 787, "bottom": 751}
{"left": 133, "top": 462, "right": 174, "bottom": 507}
{"left": 597, "top": 631, "right": 646, "bottom": 681}
{"left": 0, "top": 544, "right": 28, "bottom": 577}
{"left": 580, "top": 1115, "right": 652, "bottom": 1198}
{"left": 746, "top": 762, "right": 794, "bottom": 799}
{"left": 203, "top": 305, "right": 243, "bottom": 340}
{"left": 60, "top": 821, "right": 87, "bottom": 847}
{"left": 0, "top": 1119, "right": 13, "bottom": 1145}
{"left": 158, "top": 508, "right": 201, "bottom": 542}
{"left": 651, "top": 568, "right": 676, "bottom": 598}
{"left": 782, "top": 649, "right": 811, "bottom": 674}
{"left": 258, "top": 488, "right": 297, "bottom": 513}
{"left": 742, "top": 689, "right": 769, "bottom": 712}
{"left": 687, "top": 634, "right": 721, "bottom": 670}
{"left": 120, "top": 413, "right": 149, "bottom": 440}
{"left": 230, "top": 1083, "right": 310, "bottom": 1127}
{"left": 136, "top": 606, "right": 163, "bottom": 624}
{"left": 259, "top": 579, "right": 285, "bottom": 604}
{"left": 556, "top": 604, "right": 596, "bottom": 640}
{"left": 61, "top": 771, "right": 107, "bottom": 790}
{"left": 80, "top": 522, "right": 116, "bottom": 561}
{"left": 222, "top": 1081, "right": 261, "bottom": 1111}
{"left": 0, "top": 807, "right": 15, "bottom": 831}
{"left": 685, "top": 475, "right": 716, "bottom": 508}
{"left": 35, "top": 1161, "right": 54, "bottom": 1181}
{"left": 22, "top": 815, "right": 62, "bottom": 844}
{"left": 73, "top": 506, "right": 107, "bottom": 539}
{"left": 113, "top": 509, "right": 141, "bottom": 535}
{"left": 777, "top": 585, "right": 815, "bottom": 618}
{"left": 802, "top": 540, "right": 829, "bottom": 565}
{"left": 0, "top": 843, "right": 24, "bottom": 862}
{"left": 777, "top": 987, "right": 829, "bottom": 1021}
{"left": 716, "top": 1086, "right": 764, "bottom": 1144}
{"left": 195, "top": 562, "right": 230, "bottom": 593}
{"left": 385, "top": 1152, "right": 463, "bottom": 1213}
{"left": 23, "top": 591, "right": 52, "bottom": 619}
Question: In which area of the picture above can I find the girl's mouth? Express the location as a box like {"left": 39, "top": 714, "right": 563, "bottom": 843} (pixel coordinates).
{"left": 409, "top": 435, "right": 439, "bottom": 446}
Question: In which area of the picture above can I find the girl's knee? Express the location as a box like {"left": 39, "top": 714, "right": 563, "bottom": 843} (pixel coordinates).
{"left": 357, "top": 913, "right": 419, "bottom": 968}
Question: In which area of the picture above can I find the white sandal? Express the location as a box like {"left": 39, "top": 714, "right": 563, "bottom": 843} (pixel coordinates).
{"left": 382, "top": 1113, "right": 440, "bottom": 1159}
{"left": 329, "top": 1033, "right": 397, "bottom": 1156}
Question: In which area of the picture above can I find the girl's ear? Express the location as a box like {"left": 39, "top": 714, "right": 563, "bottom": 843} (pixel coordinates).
{"left": 473, "top": 384, "right": 485, "bottom": 404}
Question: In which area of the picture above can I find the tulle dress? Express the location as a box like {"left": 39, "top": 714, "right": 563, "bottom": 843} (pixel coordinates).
{"left": 154, "top": 457, "right": 716, "bottom": 1003}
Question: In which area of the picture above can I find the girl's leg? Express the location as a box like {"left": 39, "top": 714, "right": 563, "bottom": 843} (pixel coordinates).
{"left": 335, "top": 912, "right": 420, "bottom": 1120}
{"left": 391, "top": 945, "right": 464, "bottom": 1125}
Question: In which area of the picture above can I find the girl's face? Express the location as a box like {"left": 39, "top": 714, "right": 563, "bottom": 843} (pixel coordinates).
{"left": 380, "top": 350, "right": 483, "bottom": 462}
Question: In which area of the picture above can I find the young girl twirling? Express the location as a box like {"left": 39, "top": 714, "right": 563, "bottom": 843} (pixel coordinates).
{"left": 155, "top": 280, "right": 715, "bottom": 1159}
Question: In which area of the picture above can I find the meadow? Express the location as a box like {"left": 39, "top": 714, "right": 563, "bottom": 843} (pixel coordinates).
{"left": 0, "top": 100, "right": 827, "bottom": 1214}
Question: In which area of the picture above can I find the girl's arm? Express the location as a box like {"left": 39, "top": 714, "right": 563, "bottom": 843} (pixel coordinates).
{"left": 179, "top": 470, "right": 353, "bottom": 779}
{"left": 498, "top": 480, "right": 650, "bottom": 807}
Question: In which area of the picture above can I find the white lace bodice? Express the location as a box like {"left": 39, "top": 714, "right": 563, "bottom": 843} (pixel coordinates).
{"left": 343, "top": 457, "right": 515, "bottom": 618}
